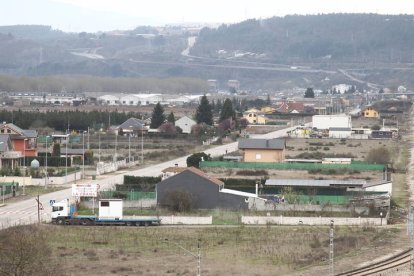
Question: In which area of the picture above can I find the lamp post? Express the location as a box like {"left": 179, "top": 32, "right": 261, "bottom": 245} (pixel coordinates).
{"left": 164, "top": 239, "right": 201, "bottom": 276}
{"left": 98, "top": 132, "right": 101, "bottom": 163}
{"left": 128, "top": 134, "right": 131, "bottom": 162}
{"left": 114, "top": 132, "right": 117, "bottom": 162}
{"left": 23, "top": 138, "right": 27, "bottom": 196}
{"left": 65, "top": 134, "right": 68, "bottom": 184}
{"left": 45, "top": 136, "right": 49, "bottom": 188}
{"left": 141, "top": 122, "right": 144, "bottom": 165}
{"left": 82, "top": 131, "right": 85, "bottom": 179}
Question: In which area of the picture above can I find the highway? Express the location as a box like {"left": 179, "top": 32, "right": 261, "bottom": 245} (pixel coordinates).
{"left": 0, "top": 125, "right": 297, "bottom": 229}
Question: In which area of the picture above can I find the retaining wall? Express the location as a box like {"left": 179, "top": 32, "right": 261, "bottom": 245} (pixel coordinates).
{"left": 241, "top": 216, "right": 386, "bottom": 226}
{"left": 159, "top": 216, "right": 212, "bottom": 225}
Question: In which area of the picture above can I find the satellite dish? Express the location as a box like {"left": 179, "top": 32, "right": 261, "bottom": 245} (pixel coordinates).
{"left": 30, "top": 159, "right": 40, "bottom": 169}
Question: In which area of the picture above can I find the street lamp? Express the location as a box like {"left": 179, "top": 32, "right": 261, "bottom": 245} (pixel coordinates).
{"left": 114, "top": 132, "right": 117, "bottom": 162}
{"left": 98, "top": 132, "right": 101, "bottom": 163}
{"left": 164, "top": 238, "right": 201, "bottom": 276}
{"left": 65, "top": 134, "right": 68, "bottom": 184}
{"left": 23, "top": 138, "right": 28, "bottom": 196}
{"left": 82, "top": 131, "right": 85, "bottom": 179}
{"left": 45, "top": 135, "right": 49, "bottom": 188}
{"left": 128, "top": 134, "right": 131, "bottom": 162}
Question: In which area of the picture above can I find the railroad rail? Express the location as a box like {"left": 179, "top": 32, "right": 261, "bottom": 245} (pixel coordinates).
{"left": 336, "top": 248, "right": 412, "bottom": 276}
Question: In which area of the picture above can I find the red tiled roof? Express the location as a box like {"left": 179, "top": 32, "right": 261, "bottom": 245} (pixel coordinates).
{"left": 184, "top": 167, "right": 224, "bottom": 186}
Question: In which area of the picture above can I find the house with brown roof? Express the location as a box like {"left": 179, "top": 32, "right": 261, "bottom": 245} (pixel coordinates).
{"left": 156, "top": 167, "right": 265, "bottom": 210}
{"left": 276, "top": 102, "right": 305, "bottom": 113}
{"left": 238, "top": 138, "right": 286, "bottom": 162}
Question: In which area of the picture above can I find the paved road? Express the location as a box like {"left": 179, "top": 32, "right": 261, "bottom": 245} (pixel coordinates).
{"left": 0, "top": 126, "right": 297, "bottom": 229}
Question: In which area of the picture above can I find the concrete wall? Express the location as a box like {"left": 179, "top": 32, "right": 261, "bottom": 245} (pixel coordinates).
{"left": 249, "top": 201, "right": 369, "bottom": 214}
{"left": 241, "top": 216, "right": 386, "bottom": 226}
{"left": 31, "top": 172, "right": 82, "bottom": 185}
{"left": 243, "top": 149, "right": 284, "bottom": 162}
{"left": 96, "top": 159, "right": 139, "bottom": 175}
{"left": 158, "top": 216, "right": 212, "bottom": 224}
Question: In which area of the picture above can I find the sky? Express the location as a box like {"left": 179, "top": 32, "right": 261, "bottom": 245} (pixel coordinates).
{"left": 2, "top": 0, "right": 414, "bottom": 32}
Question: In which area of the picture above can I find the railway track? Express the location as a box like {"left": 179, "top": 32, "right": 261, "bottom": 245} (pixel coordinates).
{"left": 336, "top": 248, "right": 412, "bottom": 275}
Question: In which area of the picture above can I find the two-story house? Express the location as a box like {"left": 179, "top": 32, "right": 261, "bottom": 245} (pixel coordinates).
{"left": 0, "top": 123, "right": 38, "bottom": 157}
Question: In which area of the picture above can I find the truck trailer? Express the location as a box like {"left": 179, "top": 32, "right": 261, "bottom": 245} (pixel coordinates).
{"left": 51, "top": 198, "right": 161, "bottom": 226}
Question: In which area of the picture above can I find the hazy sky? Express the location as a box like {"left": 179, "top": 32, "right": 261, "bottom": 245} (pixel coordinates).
{"left": 2, "top": 0, "right": 414, "bottom": 32}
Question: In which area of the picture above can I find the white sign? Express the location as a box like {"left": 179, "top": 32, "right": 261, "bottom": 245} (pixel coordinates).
{"left": 72, "top": 184, "right": 99, "bottom": 197}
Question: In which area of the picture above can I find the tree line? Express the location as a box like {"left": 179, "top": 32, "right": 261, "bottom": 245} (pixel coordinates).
{"left": 0, "top": 74, "right": 208, "bottom": 94}
{"left": 0, "top": 109, "right": 141, "bottom": 132}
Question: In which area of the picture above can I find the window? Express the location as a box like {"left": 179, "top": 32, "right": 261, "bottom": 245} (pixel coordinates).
{"left": 255, "top": 153, "right": 261, "bottom": 160}
{"left": 0, "top": 129, "right": 3, "bottom": 133}
{"left": 7, "top": 129, "right": 10, "bottom": 133}
{"left": 52, "top": 206, "right": 64, "bottom": 212}
{"left": 100, "top": 201, "right": 110, "bottom": 207}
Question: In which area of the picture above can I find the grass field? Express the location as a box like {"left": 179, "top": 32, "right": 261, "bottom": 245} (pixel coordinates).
{"left": 0, "top": 224, "right": 403, "bottom": 276}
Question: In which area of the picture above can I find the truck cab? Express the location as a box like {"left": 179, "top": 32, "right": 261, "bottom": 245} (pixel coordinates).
{"left": 51, "top": 199, "right": 75, "bottom": 224}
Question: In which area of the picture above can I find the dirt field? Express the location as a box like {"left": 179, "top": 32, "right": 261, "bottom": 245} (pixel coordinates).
{"left": 5, "top": 224, "right": 407, "bottom": 276}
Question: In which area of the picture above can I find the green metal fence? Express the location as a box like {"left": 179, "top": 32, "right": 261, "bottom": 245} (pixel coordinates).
{"left": 0, "top": 182, "right": 19, "bottom": 196}
{"left": 200, "top": 161, "right": 385, "bottom": 171}
{"left": 100, "top": 191, "right": 156, "bottom": 201}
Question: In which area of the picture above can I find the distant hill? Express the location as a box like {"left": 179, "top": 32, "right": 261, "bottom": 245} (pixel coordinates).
{"left": 192, "top": 14, "right": 414, "bottom": 64}
{"left": 1, "top": 14, "right": 414, "bottom": 90}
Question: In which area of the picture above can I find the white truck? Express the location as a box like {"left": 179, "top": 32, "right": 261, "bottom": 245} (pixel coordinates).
{"left": 51, "top": 198, "right": 161, "bottom": 226}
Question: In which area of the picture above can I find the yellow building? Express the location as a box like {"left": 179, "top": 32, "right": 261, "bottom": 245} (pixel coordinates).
{"left": 243, "top": 108, "right": 268, "bottom": 124}
{"left": 238, "top": 138, "right": 285, "bottom": 162}
{"left": 362, "top": 107, "right": 380, "bottom": 118}
{"left": 261, "top": 106, "right": 276, "bottom": 114}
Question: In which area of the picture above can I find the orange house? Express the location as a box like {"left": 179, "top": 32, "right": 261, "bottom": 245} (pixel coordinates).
{"left": 238, "top": 138, "right": 286, "bottom": 163}
{"left": 0, "top": 123, "right": 38, "bottom": 157}
{"left": 362, "top": 107, "right": 380, "bottom": 118}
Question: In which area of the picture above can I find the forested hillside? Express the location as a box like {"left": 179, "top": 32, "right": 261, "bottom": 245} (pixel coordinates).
{"left": 192, "top": 14, "right": 414, "bottom": 63}
{"left": 1, "top": 14, "right": 414, "bottom": 90}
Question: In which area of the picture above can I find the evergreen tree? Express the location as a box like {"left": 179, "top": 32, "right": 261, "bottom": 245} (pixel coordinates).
{"left": 167, "top": 111, "right": 175, "bottom": 125}
{"left": 195, "top": 95, "right": 213, "bottom": 125}
{"left": 304, "top": 88, "right": 315, "bottom": 98}
{"left": 150, "top": 102, "right": 165, "bottom": 128}
{"left": 215, "top": 99, "right": 222, "bottom": 114}
{"left": 219, "top": 98, "right": 235, "bottom": 122}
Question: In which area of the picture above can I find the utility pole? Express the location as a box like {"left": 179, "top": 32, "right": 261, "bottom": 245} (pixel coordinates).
{"left": 35, "top": 194, "right": 42, "bottom": 224}
{"left": 98, "top": 132, "right": 101, "bottom": 163}
{"left": 329, "top": 220, "right": 334, "bottom": 276}
{"left": 408, "top": 206, "right": 414, "bottom": 270}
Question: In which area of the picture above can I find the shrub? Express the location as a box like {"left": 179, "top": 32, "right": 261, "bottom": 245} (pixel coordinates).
{"left": 164, "top": 190, "right": 193, "bottom": 212}
{"left": 186, "top": 152, "right": 211, "bottom": 168}
{"left": 365, "top": 147, "right": 391, "bottom": 164}
{"left": 0, "top": 225, "right": 56, "bottom": 275}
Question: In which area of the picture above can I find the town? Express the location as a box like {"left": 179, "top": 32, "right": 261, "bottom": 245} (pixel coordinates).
{"left": 2, "top": 8, "right": 414, "bottom": 276}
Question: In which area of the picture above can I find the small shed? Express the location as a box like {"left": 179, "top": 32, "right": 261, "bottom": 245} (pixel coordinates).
{"left": 99, "top": 199, "right": 123, "bottom": 219}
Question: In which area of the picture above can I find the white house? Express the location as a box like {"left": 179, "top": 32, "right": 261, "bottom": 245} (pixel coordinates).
{"left": 175, "top": 116, "right": 196, "bottom": 134}
{"left": 312, "top": 115, "right": 352, "bottom": 130}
